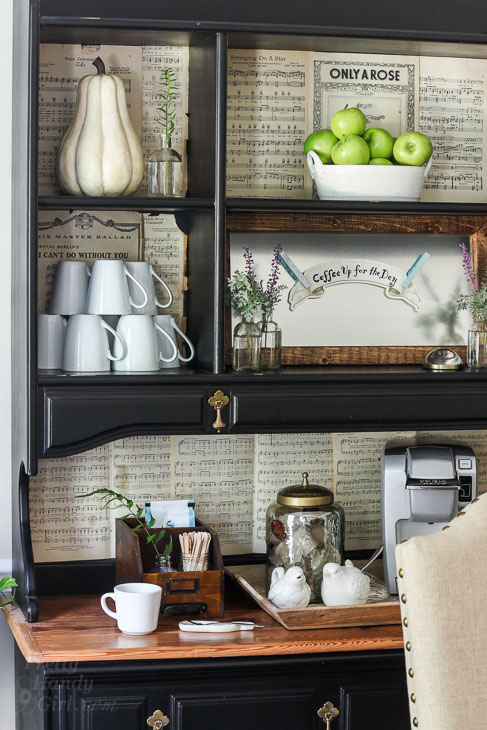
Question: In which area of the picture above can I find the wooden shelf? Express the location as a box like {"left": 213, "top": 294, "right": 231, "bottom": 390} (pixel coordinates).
{"left": 4, "top": 593, "right": 404, "bottom": 664}
{"left": 38, "top": 195, "right": 215, "bottom": 211}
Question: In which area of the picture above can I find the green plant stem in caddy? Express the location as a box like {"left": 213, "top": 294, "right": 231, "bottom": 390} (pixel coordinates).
{"left": 77, "top": 489, "right": 172, "bottom": 558}
{"left": 0, "top": 577, "right": 17, "bottom": 609}
{"left": 155, "top": 68, "right": 177, "bottom": 191}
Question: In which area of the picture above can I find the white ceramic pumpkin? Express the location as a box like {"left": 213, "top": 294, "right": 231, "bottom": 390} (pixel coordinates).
{"left": 56, "top": 57, "right": 144, "bottom": 197}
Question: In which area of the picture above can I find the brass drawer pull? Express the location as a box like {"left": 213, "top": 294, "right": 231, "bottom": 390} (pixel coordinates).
{"left": 317, "top": 701, "right": 339, "bottom": 728}
{"left": 208, "top": 390, "right": 230, "bottom": 432}
{"left": 147, "top": 710, "right": 170, "bottom": 729}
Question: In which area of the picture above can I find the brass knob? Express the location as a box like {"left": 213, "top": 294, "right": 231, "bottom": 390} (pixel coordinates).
{"left": 147, "top": 710, "right": 170, "bottom": 729}
{"left": 208, "top": 390, "right": 230, "bottom": 433}
{"left": 317, "top": 701, "right": 339, "bottom": 728}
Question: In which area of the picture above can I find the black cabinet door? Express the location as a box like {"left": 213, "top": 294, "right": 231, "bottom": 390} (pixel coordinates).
{"left": 68, "top": 686, "right": 170, "bottom": 730}
{"left": 39, "top": 386, "right": 209, "bottom": 456}
{"left": 338, "top": 679, "right": 410, "bottom": 730}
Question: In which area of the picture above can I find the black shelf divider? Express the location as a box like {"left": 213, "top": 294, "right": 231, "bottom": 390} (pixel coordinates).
{"left": 38, "top": 195, "right": 215, "bottom": 211}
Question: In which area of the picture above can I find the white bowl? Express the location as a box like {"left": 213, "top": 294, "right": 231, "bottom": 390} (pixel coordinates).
{"left": 307, "top": 151, "right": 432, "bottom": 202}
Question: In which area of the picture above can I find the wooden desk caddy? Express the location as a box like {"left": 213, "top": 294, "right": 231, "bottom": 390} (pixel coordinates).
{"left": 116, "top": 519, "right": 224, "bottom": 618}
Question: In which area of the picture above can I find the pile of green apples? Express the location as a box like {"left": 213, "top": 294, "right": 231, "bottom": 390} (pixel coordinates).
{"left": 304, "top": 106, "right": 433, "bottom": 166}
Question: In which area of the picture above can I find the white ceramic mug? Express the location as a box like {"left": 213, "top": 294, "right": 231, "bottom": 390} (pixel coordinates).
{"left": 38, "top": 314, "right": 67, "bottom": 369}
{"left": 153, "top": 315, "right": 195, "bottom": 369}
{"left": 112, "top": 314, "right": 178, "bottom": 371}
{"left": 85, "top": 260, "right": 148, "bottom": 315}
{"left": 49, "top": 261, "right": 91, "bottom": 315}
{"left": 125, "top": 261, "right": 173, "bottom": 314}
{"left": 62, "top": 314, "right": 125, "bottom": 372}
{"left": 100, "top": 583, "right": 162, "bottom": 635}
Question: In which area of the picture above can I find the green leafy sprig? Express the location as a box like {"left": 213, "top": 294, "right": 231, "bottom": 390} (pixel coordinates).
{"left": 154, "top": 68, "right": 177, "bottom": 139}
{"left": 78, "top": 489, "right": 172, "bottom": 559}
{"left": 0, "top": 576, "right": 17, "bottom": 609}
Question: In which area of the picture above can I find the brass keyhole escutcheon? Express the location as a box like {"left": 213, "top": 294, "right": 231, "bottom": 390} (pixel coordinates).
{"left": 147, "top": 710, "right": 170, "bottom": 729}
{"left": 208, "top": 390, "right": 230, "bottom": 433}
{"left": 317, "top": 701, "right": 339, "bottom": 728}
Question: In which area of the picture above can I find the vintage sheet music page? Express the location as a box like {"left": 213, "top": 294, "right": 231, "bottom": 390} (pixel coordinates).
{"left": 311, "top": 52, "right": 419, "bottom": 139}
{"left": 332, "top": 431, "right": 416, "bottom": 551}
{"left": 142, "top": 214, "right": 186, "bottom": 322}
{"left": 419, "top": 56, "right": 487, "bottom": 203}
{"left": 252, "top": 433, "right": 333, "bottom": 553}
{"left": 227, "top": 49, "right": 311, "bottom": 198}
{"left": 171, "top": 435, "right": 255, "bottom": 554}
{"left": 37, "top": 210, "right": 143, "bottom": 313}
{"left": 142, "top": 46, "right": 189, "bottom": 194}
{"left": 39, "top": 44, "right": 142, "bottom": 194}
{"left": 29, "top": 445, "right": 112, "bottom": 561}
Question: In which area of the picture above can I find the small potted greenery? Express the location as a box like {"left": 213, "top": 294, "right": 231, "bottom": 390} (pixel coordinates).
{"left": 0, "top": 576, "right": 17, "bottom": 609}
{"left": 457, "top": 242, "right": 487, "bottom": 367}
{"left": 148, "top": 68, "right": 183, "bottom": 198}
{"left": 80, "top": 489, "right": 173, "bottom": 572}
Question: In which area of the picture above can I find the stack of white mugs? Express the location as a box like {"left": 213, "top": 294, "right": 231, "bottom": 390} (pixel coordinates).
{"left": 38, "top": 260, "right": 195, "bottom": 372}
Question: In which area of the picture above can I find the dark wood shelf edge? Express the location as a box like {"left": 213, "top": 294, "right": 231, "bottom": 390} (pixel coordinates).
{"left": 226, "top": 198, "right": 487, "bottom": 215}
{"left": 38, "top": 196, "right": 215, "bottom": 211}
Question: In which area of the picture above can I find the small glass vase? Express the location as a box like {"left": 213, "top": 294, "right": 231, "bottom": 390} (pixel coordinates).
{"left": 150, "top": 554, "right": 175, "bottom": 573}
{"left": 467, "top": 322, "right": 487, "bottom": 368}
{"left": 259, "top": 317, "right": 282, "bottom": 370}
{"left": 232, "top": 320, "right": 261, "bottom": 372}
{"left": 148, "top": 134, "right": 183, "bottom": 197}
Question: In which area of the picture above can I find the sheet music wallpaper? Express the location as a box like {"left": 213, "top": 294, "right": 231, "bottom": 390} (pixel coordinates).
{"left": 30, "top": 430, "right": 487, "bottom": 561}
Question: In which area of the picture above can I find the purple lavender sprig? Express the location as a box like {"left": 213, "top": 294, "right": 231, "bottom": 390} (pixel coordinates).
{"left": 459, "top": 242, "right": 479, "bottom": 292}
{"left": 266, "top": 244, "right": 283, "bottom": 298}
{"left": 243, "top": 246, "right": 257, "bottom": 283}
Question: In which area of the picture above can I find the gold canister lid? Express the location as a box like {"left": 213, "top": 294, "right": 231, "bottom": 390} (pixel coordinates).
{"left": 276, "top": 472, "right": 334, "bottom": 507}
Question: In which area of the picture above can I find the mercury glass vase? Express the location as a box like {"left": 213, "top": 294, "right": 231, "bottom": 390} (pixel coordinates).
{"left": 148, "top": 134, "right": 183, "bottom": 197}
{"left": 259, "top": 317, "right": 282, "bottom": 370}
{"left": 467, "top": 322, "right": 487, "bottom": 368}
{"left": 232, "top": 320, "right": 261, "bottom": 372}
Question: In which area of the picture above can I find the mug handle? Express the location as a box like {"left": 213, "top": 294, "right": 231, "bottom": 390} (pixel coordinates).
{"left": 154, "top": 322, "right": 179, "bottom": 363}
{"left": 101, "top": 592, "right": 117, "bottom": 620}
{"left": 125, "top": 267, "right": 149, "bottom": 309}
{"left": 101, "top": 320, "right": 126, "bottom": 361}
{"left": 150, "top": 265, "right": 173, "bottom": 309}
{"left": 171, "top": 320, "right": 195, "bottom": 363}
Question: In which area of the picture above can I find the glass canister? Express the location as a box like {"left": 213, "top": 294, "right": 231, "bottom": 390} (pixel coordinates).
{"left": 266, "top": 472, "right": 345, "bottom": 603}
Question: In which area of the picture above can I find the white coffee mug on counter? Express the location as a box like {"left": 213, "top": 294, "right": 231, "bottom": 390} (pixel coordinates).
{"left": 154, "top": 315, "right": 195, "bottom": 369}
{"left": 62, "top": 314, "right": 125, "bottom": 372}
{"left": 125, "top": 261, "right": 173, "bottom": 314}
{"left": 112, "top": 314, "right": 178, "bottom": 371}
{"left": 49, "top": 261, "right": 91, "bottom": 315}
{"left": 85, "top": 260, "right": 148, "bottom": 315}
{"left": 38, "top": 314, "right": 67, "bottom": 369}
{"left": 100, "top": 583, "right": 162, "bottom": 635}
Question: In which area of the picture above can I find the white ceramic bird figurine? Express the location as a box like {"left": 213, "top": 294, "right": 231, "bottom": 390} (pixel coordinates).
{"left": 321, "top": 560, "right": 371, "bottom": 607}
{"left": 267, "top": 566, "right": 311, "bottom": 609}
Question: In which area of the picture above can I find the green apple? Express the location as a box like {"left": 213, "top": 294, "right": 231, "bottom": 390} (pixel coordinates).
{"left": 362, "top": 127, "right": 394, "bottom": 159}
{"left": 369, "top": 158, "right": 393, "bottom": 165}
{"left": 393, "top": 132, "right": 433, "bottom": 166}
{"left": 330, "top": 107, "right": 367, "bottom": 140}
{"left": 331, "top": 135, "right": 370, "bottom": 165}
{"left": 304, "top": 129, "right": 339, "bottom": 164}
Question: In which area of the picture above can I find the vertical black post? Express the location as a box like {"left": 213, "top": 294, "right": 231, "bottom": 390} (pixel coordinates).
{"left": 213, "top": 32, "right": 227, "bottom": 374}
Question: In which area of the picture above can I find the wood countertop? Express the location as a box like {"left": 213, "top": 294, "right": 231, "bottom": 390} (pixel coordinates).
{"left": 4, "top": 587, "right": 405, "bottom": 664}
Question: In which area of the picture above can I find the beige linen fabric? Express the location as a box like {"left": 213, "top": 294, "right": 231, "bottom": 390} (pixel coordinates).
{"left": 396, "top": 493, "right": 487, "bottom": 730}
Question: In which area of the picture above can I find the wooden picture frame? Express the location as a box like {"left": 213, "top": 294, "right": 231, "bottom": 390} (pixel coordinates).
{"left": 226, "top": 212, "right": 487, "bottom": 366}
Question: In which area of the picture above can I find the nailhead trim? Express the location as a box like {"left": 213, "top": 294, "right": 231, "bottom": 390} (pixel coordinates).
{"left": 398, "top": 568, "right": 404, "bottom": 578}
{"left": 413, "top": 718, "right": 418, "bottom": 726}
{"left": 406, "top": 641, "right": 411, "bottom": 651}
{"left": 401, "top": 594, "right": 407, "bottom": 604}
{"left": 403, "top": 617, "right": 408, "bottom": 627}
{"left": 411, "top": 693, "right": 416, "bottom": 703}
{"left": 408, "top": 668, "right": 414, "bottom": 678}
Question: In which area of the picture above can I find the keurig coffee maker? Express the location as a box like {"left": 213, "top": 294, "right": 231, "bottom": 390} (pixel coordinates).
{"left": 381, "top": 443, "right": 477, "bottom": 594}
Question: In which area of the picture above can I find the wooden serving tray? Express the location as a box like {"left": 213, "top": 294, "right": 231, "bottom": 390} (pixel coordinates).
{"left": 225, "top": 564, "right": 401, "bottom": 630}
